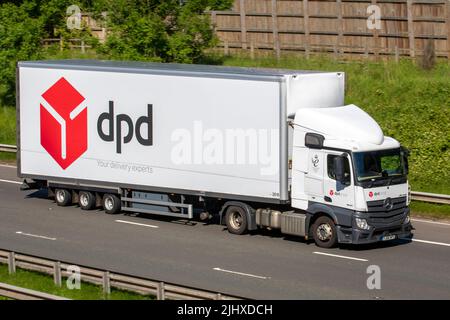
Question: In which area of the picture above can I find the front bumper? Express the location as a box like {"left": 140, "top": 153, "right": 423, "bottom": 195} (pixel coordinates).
{"left": 336, "top": 222, "right": 413, "bottom": 245}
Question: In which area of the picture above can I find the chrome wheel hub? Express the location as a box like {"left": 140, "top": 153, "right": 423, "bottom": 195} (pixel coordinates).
{"left": 105, "top": 198, "right": 114, "bottom": 211}
{"left": 230, "top": 211, "right": 243, "bottom": 229}
{"left": 56, "top": 190, "right": 65, "bottom": 203}
{"left": 316, "top": 223, "right": 333, "bottom": 241}
{"left": 80, "top": 194, "right": 88, "bottom": 207}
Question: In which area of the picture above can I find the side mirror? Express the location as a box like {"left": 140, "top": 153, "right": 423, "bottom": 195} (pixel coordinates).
{"left": 334, "top": 156, "right": 346, "bottom": 182}
{"left": 305, "top": 133, "right": 325, "bottom": 149}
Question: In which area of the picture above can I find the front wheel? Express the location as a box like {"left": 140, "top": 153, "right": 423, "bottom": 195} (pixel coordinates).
{"left": 225, "top": 206, "right": 248, "bottom": 235}
{"left": 312, "top": 216, "right": 338, "bottom": 248}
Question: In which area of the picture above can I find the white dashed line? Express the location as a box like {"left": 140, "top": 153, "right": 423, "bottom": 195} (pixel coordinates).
{"left": 213, "top": 267, "right": 270, "bottom": 280}
{"left": 0, "top": 179, "right": 21, "bottom": 185}
{"left": 115, "top": 220, "right": 159, "bottom": 229}
{"left": 16, "top": 231, "right": 56, "bottom": 241}
{"left": 411, "top": 239, "right": 450, "bottom": 247}
{"left": 313, "top": 251, "right": 369, "bottom": 262}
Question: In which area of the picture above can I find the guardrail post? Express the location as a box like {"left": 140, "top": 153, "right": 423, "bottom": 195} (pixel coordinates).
{"left": 8, "top": 252, "right": 16, "bottom": 274}
{"left": 53, "top": 262, "right": 62, "bottom": 287}
{"left": 103, "top": 271, "right": 111, "bottom": 295}
{"left": 157, "top": 281, "right": 165, "bottom": 300}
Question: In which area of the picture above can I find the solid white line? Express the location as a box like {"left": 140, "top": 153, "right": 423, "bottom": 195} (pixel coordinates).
{"left": 16, "top": 231, "right": 56, "bottom": 241}
{"left": 411, "top": 239, "right": 450, "bottom": 247}
{"left": 313, "top": 251, "right": 369, "bottom": 262}
{"left": 213, "top": 267, "right": 270, "bottom": 280}
{"left": 115, "top": 219, "right": 159, "bottom": 229}
{"left": 0, "top": 164, "right": 17, "bottom": 169}
{"left": 411, "top": 218, "right": 450, "bottom": 227}
{"left": 0, "top": 179, "right": 21, "bottom": 185}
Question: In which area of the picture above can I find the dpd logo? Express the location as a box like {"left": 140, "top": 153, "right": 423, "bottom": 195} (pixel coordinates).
{"left": 40, "top": 77, "right": 87, "bottom": 169}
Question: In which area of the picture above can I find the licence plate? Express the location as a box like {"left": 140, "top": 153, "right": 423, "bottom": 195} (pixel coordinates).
{"left": 381, "top": 234, "right": 396, "bottom": 241}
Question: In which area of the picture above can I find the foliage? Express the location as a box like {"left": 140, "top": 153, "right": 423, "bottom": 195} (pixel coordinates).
{"left": 95, "top": 0, "right": 224, "bottom": 63}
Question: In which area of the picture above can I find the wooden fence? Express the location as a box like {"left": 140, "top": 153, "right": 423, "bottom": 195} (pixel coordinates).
{"left": 209, "top": 0, "right": 450, "bottom": 59}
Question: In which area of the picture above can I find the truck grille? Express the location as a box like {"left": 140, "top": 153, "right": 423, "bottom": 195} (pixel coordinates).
{"left": 366, "top": 196, "right": 407, "bottom": 228}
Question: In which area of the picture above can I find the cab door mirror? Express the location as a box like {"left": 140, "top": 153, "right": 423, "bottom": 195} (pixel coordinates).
{"left": 334, "top": 156, "right": 346, "bottom": 182}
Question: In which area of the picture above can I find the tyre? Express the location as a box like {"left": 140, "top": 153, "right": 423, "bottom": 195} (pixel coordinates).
{"left": 225, "top": 206, "right": 248, "bottom": 235}
{"left": 312, "top": 216, "right": 338, "bottom": 248}
{"left": 102, "top": 194, "right": 121, "bottom": 214}
{"left": 79, "top": 191, "right": 96, "bottom": 210}
{"left": 55, "top": 189, "right": 72, "bottom": 207}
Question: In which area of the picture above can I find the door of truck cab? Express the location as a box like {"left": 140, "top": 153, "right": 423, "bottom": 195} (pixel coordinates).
{"left": 323, "top": 151, "right": 355, "bottom": 210}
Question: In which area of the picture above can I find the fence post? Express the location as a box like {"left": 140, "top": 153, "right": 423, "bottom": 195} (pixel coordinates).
{"left": 59, "top": 37, "right": 63, "bottom": 52}
{"left": 103, "top": 271, "right": 111, "bottom": 295}
{"left": 53, "top": 261, "right": 62, "bottom": 287}
{"left": 240, "top": 0, "right": 247, "bottom": 49}
{"left": 224, "top": 41, "right": 229, "bottom": 55}
{"left": 337, "top": 0, "right": 343, "bottom": 56}
{"left": 271, "top": 0, "right": 280, "bottom": 60}
{"left": 371, "top": 0, "right": 380, "bottom": 59}
{"left": 407, "top": 0, "right": 415, "bottom": 57}
{"left": 303, "top": 0, "right": 310, "bottom": 58}
{"left": 157, "top": 281, "right": 165, "bottom": 300}
{"left": 81, "top": 40, "right": 85, "bottom": 53}
{"left": 8, "top": 252, "right": 16, "bottom": 274}
{"left": 446, "top": 0, "right": 450, "bottom": 61}
{"left": 395, "top": 45, "right": 399, "bottom": 63}
{"left": 250, "top": 42, "right": 255, "bottom": 59}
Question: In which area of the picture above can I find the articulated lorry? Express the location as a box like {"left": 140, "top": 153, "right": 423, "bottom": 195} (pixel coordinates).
{"left": 17, "top": 60, "right": 412, "bottom": 247}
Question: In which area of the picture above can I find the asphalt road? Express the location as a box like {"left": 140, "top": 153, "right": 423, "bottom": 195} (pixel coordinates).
{"left": 0, "top": 164, "right": 449, "bottom": 299}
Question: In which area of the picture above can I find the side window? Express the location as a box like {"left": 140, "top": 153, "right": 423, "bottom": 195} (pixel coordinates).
{"left": 327, "top": 155, "right": 351, "bottom": 182}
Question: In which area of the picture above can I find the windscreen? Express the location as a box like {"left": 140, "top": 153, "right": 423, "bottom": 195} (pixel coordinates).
{"left": 353, "top": 148, "right": 406, "bottom": 182}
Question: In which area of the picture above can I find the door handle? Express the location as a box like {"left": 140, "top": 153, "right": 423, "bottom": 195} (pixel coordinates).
{"left": 324, "top": 196, "right": 332, "bottom": 203}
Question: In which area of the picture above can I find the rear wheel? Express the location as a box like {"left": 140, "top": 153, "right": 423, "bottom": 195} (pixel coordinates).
{"left": 79, "top": 191, "right": 96, "bottom": 210}
{"left": 225, "top": 206, "right": 248, "bottom": 235}
{"left": 102, "top": 194, "right": 121, "bottom": 214}
{"left": 312, "top": 216, "right": 338, "bottom": 248}
{"left": 55, "top": 189, "right": 71, "bottom": 206}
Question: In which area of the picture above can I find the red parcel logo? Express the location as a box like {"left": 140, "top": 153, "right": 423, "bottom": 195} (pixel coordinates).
{"left": 40, "top": 77, "right": 87, "bottom": 169}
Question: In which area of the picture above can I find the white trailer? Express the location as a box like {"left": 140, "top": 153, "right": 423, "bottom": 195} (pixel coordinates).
{"left": 17, "top": 60, "right": 413, "bottom": 247}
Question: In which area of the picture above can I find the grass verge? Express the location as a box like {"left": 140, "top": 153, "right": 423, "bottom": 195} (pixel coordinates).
{"left": 410, "top": 201, "right": 450, "bottom": 220}
{"left": 0, "top": 264, "right": 153, "bottom": 300}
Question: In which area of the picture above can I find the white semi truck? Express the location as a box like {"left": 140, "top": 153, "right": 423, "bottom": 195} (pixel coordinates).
{"left": 17, "top": 60, "right": 412, "bottom": 247}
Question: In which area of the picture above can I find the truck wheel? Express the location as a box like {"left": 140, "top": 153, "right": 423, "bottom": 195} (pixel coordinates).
{"left": 225, "top": 206, "right": 248, "bottom": 235}
{"left": 102, "top": 194, "right": 121, "bottom": 214}
{"left": 312, "top": 216, "right": 338, "bottom": 248}
{"left": 55, "top": 189, "right": 72, "bottom": 207}
{"left": 79, "top": 191, "right": 96, "bottom": 210}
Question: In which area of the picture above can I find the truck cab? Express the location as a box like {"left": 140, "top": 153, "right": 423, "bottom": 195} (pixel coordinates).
{"left": 290, "top": 104, "right": 412, "bottom": 247}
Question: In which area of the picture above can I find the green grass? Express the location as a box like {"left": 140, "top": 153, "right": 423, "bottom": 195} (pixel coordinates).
{"left": 410, "top": 201, "right": 450, "bottom": 220}
{"left": 0, "top": 107, "right": 15, "bottom": 145}
{"left": 0, "top": 152, "right": 15, "bottom": 163}
{"left": 0, "top": 264, "right": 153, "bottom": 300}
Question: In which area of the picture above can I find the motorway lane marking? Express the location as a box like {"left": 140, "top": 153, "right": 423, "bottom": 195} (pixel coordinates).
{"left": 115, "top": 219, "right": 159, "bottom": 229}
{"left": 313, "top": 251, "right": 369, "bottom": 262}
{"left": 0, "top": 164, "right": 17, "bottom": 169}
{"left": 411, "top": 218, "right": 450, "bottom": 227}
{"left": 16, "top": 231, "right": 57, "bottom": 241}
{"left": 0, "top": 179, "right": 21, "bottom": 185}
{"left": 411, "top": 239, "right": 450, "bottom": 247}
{"left": 213, "top": 267, "right": 270, "bottom": 280}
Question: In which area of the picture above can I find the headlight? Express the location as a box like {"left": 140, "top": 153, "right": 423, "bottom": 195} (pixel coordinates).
{"left": 356, "top": 218, "right": 370, "bottom": 230}
{"left": 404, "top": 214, "right": 410, "bottom": 224}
